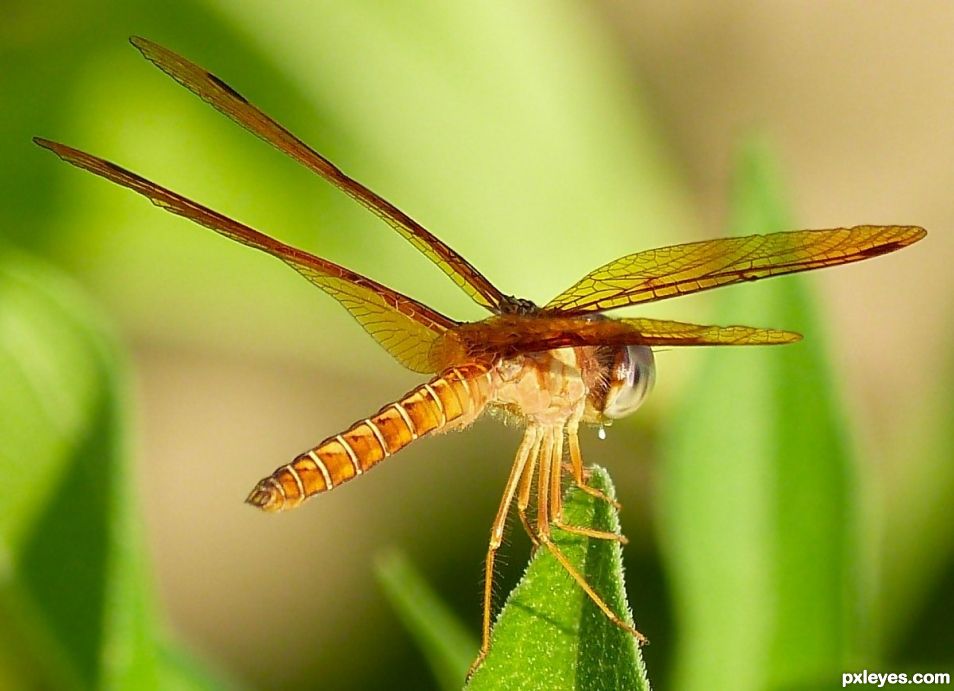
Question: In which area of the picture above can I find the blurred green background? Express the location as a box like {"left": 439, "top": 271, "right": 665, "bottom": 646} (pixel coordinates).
{"left": 2, "top": 2, "right": 952, "bottom": 689}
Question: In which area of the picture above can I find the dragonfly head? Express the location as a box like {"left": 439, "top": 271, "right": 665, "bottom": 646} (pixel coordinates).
{"left": 589, "top": 344, "right": 656, "bottom": 422}
{"left": 498, "top": 295, "right": 540, "bottom": 316}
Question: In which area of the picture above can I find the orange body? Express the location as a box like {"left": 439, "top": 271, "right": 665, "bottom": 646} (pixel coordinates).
{"left": 248, "top": 364, "right": 493, "bottom": 511}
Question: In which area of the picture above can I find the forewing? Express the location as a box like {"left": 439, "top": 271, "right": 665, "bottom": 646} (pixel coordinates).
{"left": 546, "top": 225, "right": 926, "bottom": 314}
{"left": 613, "top": 318, "right": 801, "bottom": 346}
{"left": 35, "top": 139, "right": 454, "bottom": 373}
{"left": 455, "top": 314, "right": 799, "bottom": 360}
{"left": 130, "top": 37, "right": 507, "bottom": 312}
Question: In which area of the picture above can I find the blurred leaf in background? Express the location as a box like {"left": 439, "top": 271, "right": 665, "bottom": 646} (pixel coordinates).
{"left": 0, "top": 249, "right": 228, "bottom": 689}
{"left": 879, "top": 319, "right": 954, "bottom": 665}
{"left": 660, "top": 138, "right": 863, "bottom": 691}
{"left": 376, "top": 549, "right": 476, "bottom": 691}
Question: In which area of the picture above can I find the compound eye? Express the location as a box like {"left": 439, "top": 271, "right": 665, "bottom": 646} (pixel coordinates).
{"left": 602, "top": 345, "right": 655, "bottom": 420}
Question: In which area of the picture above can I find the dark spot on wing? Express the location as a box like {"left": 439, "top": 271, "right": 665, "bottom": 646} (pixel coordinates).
{"left": 102, "top": 159, "right": 132, "bottom": 176}
{"left": 100, "top": 158, "right": 150, "bottom": 185}
{"left": 860, "top": 242, "right": 900, "bottom": 257}
{"left": 207, "top": 72, "right": 248, "bottom": 103}
{"left": 101, "top": 159, "right": 124, "bottom": 173}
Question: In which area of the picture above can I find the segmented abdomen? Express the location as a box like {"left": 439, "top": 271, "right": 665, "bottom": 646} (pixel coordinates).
{"left": 246, "top": 363, "right": 493, "bottom": 512}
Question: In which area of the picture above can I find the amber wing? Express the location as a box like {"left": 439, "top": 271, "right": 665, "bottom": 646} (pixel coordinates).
{"left": 129, "top": 37, "right": 507, "bottom": 312}
{"left": 35, "top": 139, "right": 456, "bottom": 374}
{"left": 546, "top": 225, "right": 926, "bottom": 314}
{"left": 451, "top": 313, "right": 801, "bottom": 360}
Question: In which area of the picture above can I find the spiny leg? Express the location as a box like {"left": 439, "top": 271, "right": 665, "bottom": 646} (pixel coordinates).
{"left": 568, "top": 422, "right": 621, "bottom": 510}
{"left": 516, "top": 432, "right": 543, "bottom": 548}
{"left": 537, "top": 534, "right": 648, "bottom": 645}
{"left": 551, "top": 428, "right": 627, "bottom": 544}
{"left": 549, "top": 427, "right": 564, "bottom": 521}
{"left": 536, "top": 429, "right": 647, "bottom": 646}
{"left": 535, "top": 427, "right": 554, "bottom": 537}
{"left": 554, "top": 522, "right": 629, "bottom": 544}
{"left": 473, "top": 426, "right": 539, "bottom": 676}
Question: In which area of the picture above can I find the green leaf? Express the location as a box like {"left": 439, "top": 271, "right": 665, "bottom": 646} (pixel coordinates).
{"left": 466, "top": 466, "right": 651, "bottom": 691}
{"left": 375, "top": 549, "right": 477, "bottom": 691}
{"left": 660, "top": 137, "right": 861, "bottom": 691}
{"left": 0, "top": 248, "right": 223, "bottom": 690}
{"left": 154, "top": 640, "right": 245, "bottom": 691}
{"left": 879, "top": 320, "right": 954, "bottom": 657}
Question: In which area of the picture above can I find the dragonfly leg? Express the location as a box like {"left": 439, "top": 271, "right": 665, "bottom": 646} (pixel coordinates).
{"left": 567, "top": 423, "right": 622, "bottom": 510}
{"left": 552, "top": 426, "right": 627, "bottom": 542}
{"left": 516, "top": 432, "right": 543, "bottom": 549}
{"left": 535, "top": 435, "right": 647, "bottom": 645}
{"left": 554, "top": 522, "right": 629, "bottom": 544}
{"left": 471, "top": 426, "right": 540, "bottom": 678}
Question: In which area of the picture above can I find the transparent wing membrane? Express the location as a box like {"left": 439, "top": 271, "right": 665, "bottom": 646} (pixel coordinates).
{"left": 453, "top": 313, "right": 800, "bottom": 359}
{"left": 546, "top": 225, "right": 926, "bottom": 314}
{"left": 130, "top": 37, "right": 507, "bottom": 312}
{"left": 35, "top": 139, "right": 454, "bottom": 373}
{"left": 615, "top": 318, "right": 801, "bottom": 346}
{"left": 37, "top": 40, "right": 928, "bottom": 370}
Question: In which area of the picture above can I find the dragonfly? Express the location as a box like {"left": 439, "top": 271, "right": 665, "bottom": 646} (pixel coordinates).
{"left": 36, "top": 37, "right": 926, "bottom": 674}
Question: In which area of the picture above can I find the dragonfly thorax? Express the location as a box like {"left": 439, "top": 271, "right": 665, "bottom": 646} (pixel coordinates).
{"left": 490, "top": 343, "right": 656, "bottom": 428}
{"left": 490, "top": 349, "right": 589, "bottom": 427}
{"left": 497, "top": 295, "right": 541, "bottom": 316}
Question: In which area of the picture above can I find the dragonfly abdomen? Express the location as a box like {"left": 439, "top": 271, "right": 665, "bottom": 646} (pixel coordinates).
{"left": 246, "top": 363, "right": 493, "bottom": 512}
